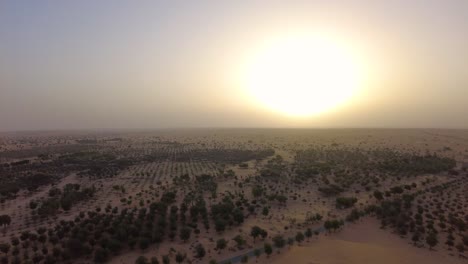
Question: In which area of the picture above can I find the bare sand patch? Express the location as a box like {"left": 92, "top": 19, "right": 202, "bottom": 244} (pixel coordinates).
{"left": 271, "top": 217, "right": 465, "bottom": 264}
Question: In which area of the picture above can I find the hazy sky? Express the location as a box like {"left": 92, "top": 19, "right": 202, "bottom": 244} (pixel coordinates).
{"left": 1, "top": 0, "right": 467, "bottom": 131}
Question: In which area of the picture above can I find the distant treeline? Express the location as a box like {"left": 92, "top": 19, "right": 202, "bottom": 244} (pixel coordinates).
{"left": 0, "top": 173, "right": 55, "bottom": 199}
{"left": 145, "top": 148, "right": 275, "bottom": 164}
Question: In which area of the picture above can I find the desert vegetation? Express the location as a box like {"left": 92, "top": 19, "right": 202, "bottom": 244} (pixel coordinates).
{"left": 0, "top": 129, "right": 466, "bottom": 263}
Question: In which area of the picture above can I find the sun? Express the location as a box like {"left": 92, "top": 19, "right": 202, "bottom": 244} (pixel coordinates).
{"left": 243, "top": 34, "right": 364, "bottom": 117}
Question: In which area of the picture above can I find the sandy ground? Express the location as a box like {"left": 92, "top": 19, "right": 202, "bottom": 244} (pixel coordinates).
{"left": 270, "top": 217, "right": 466, "bottom": 264}
{"left": 1, "top": 129, "right": 467, "bottom": 263}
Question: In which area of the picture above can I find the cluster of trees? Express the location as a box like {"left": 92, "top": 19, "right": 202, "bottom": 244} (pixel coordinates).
{"left": 346, "top": 209, "right": 366, "bottom": 222}
{"left": 373, "top": 183, "right": 418, "bottom": 201}
{"left": 59, "top": 151, "right": 135, "bottom": 179}
{"left": 172, "top": 174, "right": 191, "bottom": 186}
{"left": 266, "top": 193, "right": 288, "bottom": 205}
{"left": 1, "top": 183, "right": 257, "bottom": 263}
{"left": 0, "top": 173, "right": 55, "bottom": 199}
{"left": 1, "top": 140, "right": 461, "bottom": 263}
{"left": 211, "top": 196, "right": 244, "bottom": 232}
{"left": 30, "top": 184, "right": 96, "bottom": 217}
{"left": 212, "top": 226, "right": 316, "bottom": 262}
{"left": 374, "top": 196, "right": 414, "bottom": 235}
{"left": 251, "top": 185, "right": 264, "bottom": 198}
{"left": 0, "top": 215, "right": 11, "bottom": 226}
{"left": 260, "top": 155, "right": 286, "bottom": 178}
{"left": 56, "top": 184, "right": 96, "bottom": 211}
{"left": 335, "top": 197, "right": 358, "bottom": 209}
{"left": 250, "top": 226, "right": 268, "bottom": 241}
{"left": 238, "top": 163, "right": 249, "bottom": 168}
{"left": 377, "top": 153, "right": 456, "bottom": 175}
{"left": 172, "top": 148, "right": 274, "bottom": 164}
{"left": 0, "top": 196, "right": 181, "bottom": 263}
{"left": 232, "top": 229, "right": 315, "bottom": 262}
{"left": 371, "top": 178, "right": 468, "bottom": 252}
{"left": 195, "top": 174, "right": 218, "bottom": 195}
{"left": 294, "top": 147, "right": 457, "bottom": 194}
{"left": 182, "top": 194, "right": 210, "bottom": 230}
{"left": 112, "top": 185, "right": 126, "bottom": 194}
{"left": 134, "top": 254, "right": 185, "bottom": 264}
{"left": 1, "top": 147, "right": 139, "bottom": 203}
{"left": 324, "top": 219, "right": 345, "bottom": 232}
{"left": 318, "top": 185, "right": 344, "bottom": 196}
{"left": 76, "top": 139, "right": 98, "bottom": 144}
{"left": 294, "top": 162, "right": 327, "bottom": 181}
{"left": 9, "top": 160, "right": 30, "bottom": 167}
{"left": 295, "top": 147, "right": 376, "bottom": 185}
{"left": 305, "top": 212, "right": 323, "bottom": 223}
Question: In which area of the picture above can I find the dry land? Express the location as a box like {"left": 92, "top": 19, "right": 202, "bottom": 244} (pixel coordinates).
{"left": 0, "top": 129, "right": 467, "bottom": 264}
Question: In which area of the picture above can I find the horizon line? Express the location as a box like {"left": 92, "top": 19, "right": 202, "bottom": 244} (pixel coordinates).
{"left": 1, "top": 126, "right": 468, "bottom": 133}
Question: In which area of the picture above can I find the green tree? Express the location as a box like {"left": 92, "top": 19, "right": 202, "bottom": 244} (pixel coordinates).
{"left": 272, "top": 235, "right": 285, "bottom": 249}
{"left": 232, "top": 209, "right": 244, "bottom": 224}
{"left": 373, "top": 190, "right": 384, "bottom": 200}
{"left": 214, "top": 218, "right": 226, "bottom": 232}
{"left": 10, "top": 237, "right": 19, "bottom": 247}
{"left": 162, "top": 255, "right": 170, "bottom": 264}
{"left": 195, "top": 243, "right": 205, "bottom": 259}
{"left": 232, "top": 235, "right": 246, "bottom": 249}
{"left": 175, "top": 252, "right": 186, "bottom": 263}
{"left": 264, "top": 243, "right": 273, "bottom": 257}
{"left": 288, "top": 237, "right": 294, "bottom": 246}
{"left": 295, "top": 232, "right": 305, "bottom": 244}
{"left": 139, "top": 238, "right": 150, "bottom": 251}
{"left": 252, "top": 185, "right": 263, "bottom": 198}
{"left": 305, "top": 228, "right": 313, "bottom": 241}
{"left": 324, "top": 220, "right": 333, "bottom": 232}
{"left": 463, "top": 235, "right": 468, "bottom": 246}
{"left": 135, "top": 256, "right": 149, "bottom": 264}
{"left": 250, "top": 226, "right": 263, "bottom": 242}
{"left": 411, "top": 232, "right": 420, "bottom": 245}
{"left": 179, "top": 227, "right": 191, "bottom": 242}
{"left": 94, "top": 248, "right": 109, "bottom": 263}
{"left": 254, "top": 248, "right": 261, "bottom": 259}
{"left": 0, "top": 243, "right": 10, "bottom": 254}
{"left": 426, "top": 233, "right": 438, "bottom": 250}
{"left": 108, "top": 239, "right": 122, "bottom": 254}
{"left": 262, "top": 207, "right": 269, "bottom": 216}
{"left": 456, "top": 243, "right": 465, "bottom": 253}
{"left": 335, "top": 197, "right": 357, "bottom": 209}
{"left": 216, "top": 238, "right": 227, "bottom": 250}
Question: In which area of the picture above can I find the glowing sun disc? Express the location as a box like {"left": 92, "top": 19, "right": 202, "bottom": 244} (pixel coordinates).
{"left": 244, "top": 34, "right": 363, "bottom": 117}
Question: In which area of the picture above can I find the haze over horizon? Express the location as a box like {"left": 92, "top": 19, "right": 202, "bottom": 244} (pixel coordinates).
{"left": 1, "top": 0, "right": 468, "bottom": 131}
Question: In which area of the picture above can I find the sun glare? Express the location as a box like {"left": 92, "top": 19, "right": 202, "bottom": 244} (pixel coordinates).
{"left": 244, "top": 34, "right": 364, "bottom": 117}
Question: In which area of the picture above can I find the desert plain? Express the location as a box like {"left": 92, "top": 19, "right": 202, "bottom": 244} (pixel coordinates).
{"left": 0, "top": 129, "right": 467, "bottom": 264}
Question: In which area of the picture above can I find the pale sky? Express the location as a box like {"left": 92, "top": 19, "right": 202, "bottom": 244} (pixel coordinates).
{"left": 1, "top": 0, "right": 467, "bottom": 131}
